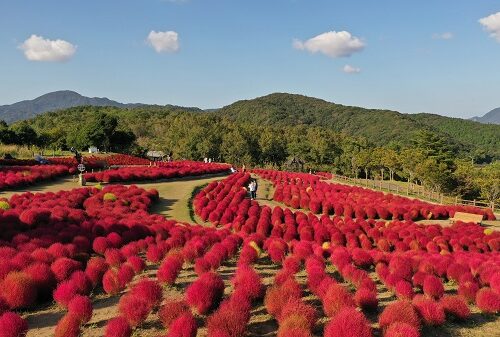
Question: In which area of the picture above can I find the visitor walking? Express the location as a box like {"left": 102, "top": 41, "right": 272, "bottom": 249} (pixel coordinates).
{"left": 253, "top": 179, "right": 258, "bottom": 199}
{"left": 248, "top": 180, "right": 256, "bottom": 200}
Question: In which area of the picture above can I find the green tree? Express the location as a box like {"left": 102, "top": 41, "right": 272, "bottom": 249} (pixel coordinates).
{"left": 221, "top": 128, "right": 254, "bottom": 166}
{"left": 353, "top": 149, "right": 373, "bottom": 179}
{"left": 475, "top": 161, "right": 500, "bottom": 204}
{"left": 259, "top": 128, "right": 287, "bottom": 166}
{"left": 9, "top": 121, "right": 38, "bottom": 146}
{"left": 399, "top": 148, "right": 426, "bottom": 184}
{"left": 0, "top": 120, "right": 15, "bottom": 144}
{"left": 381, "top": 148, "right": 400, "bottom": 181}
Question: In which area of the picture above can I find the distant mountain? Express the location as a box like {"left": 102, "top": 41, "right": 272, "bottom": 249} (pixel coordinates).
{"left": 471, "top": 108, "right": 500, "bottom": 124}
{"left": 0, "top": 91, "right": 144, "bottom": 123}
{"left": 0, "top": 90, "right": 202, "bottom": 123}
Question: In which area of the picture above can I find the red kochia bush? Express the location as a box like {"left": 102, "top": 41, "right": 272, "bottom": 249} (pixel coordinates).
{"left": 129, "top": 279, "right": 163, "bottom": 309}
{"left": 67, "top": 295, "right": 93, "bottom": 324}
{"left": 51, "top": 258, "right": 81, "bottom": 282}
{"left": 324, "top": 307, "right": 372, "bottom": 337}
{"left": 379, "top": 300, "right": 420, "bottom": 330}
{"left": 102, "top": 269, "right": 123, "bottom": 295}
{"left": 158, "top": 300, "right": 190, "bottom": 328}
{"left": 206, "top": 298, "right": 250, "bottom": 337}
{"left": 104, "top": 317, "right": 132, "bottom": 337}
{"left": 126, "top": 256, "right": 145, "bottom": 274}
{"left": 440, "top": 295, "right": 470, "bottom": 320}
{"left": 158, "top": 254, "right": 184, "bottom": 285}
{"left": 458, "top": 280, "right": 479, "bottom": 303}
{"left": 354, "top": 287, "right": 378, "bottom": 311}
{"left": 423, "top": 275, "right": 444, "bottom": 299}
{"left": 54, "top": 314, "right": 81, "bottom": 337}
{"left": 412, "top": 296, "right": 445, "bottom": 326}
{"left": 0, "top": 312, "right": 28, "bottom": 337}
{"left": 384, "top": 322, "right": 420, "bottom": 337}
{"left": 0, "top": 272, "right": 37, "bottom": 309}
{"left": 323, "top": 283, "right": 355, "bottom": 317}
{"left": 53, "top": 281, "right": 79, "bottom": 308}
{"left": 264, "top": 278, "right": 302, "bottom": 318}
{"left": 167, "top": 312, "right": 197, "bottom": 337}
{"left": 231, "top": 266, "right": 264, "bottom": 301}
{"left": 279, "top": 299, "right": 317, "bottom": 330}
{"left": 23, "top": 262, "right": 56, "bottom": 300}
{"left": 475, "top": 288, "right": 500, "bottom": 314}
{"left": 186, "top": 272, "right": 225, "bottom": 315}
{"left": 118, "top": 294, "right": 151, "bottom": 327}
{"left": 85, "top": 257, "right": 108, "bottom": 288}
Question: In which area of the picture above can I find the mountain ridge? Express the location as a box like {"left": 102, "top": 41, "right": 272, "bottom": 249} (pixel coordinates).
{"left": 0, "top": 90, "right": 202, "bottom": 123}
{"left": 471, "top": 107, "right": 500, "bottom": 124}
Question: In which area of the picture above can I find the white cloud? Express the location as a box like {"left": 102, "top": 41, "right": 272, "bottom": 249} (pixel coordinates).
{"left": 432, "top": 32, "right": 454, "bottom": 40}
{"left": 479, "top": 11, "right": 500, "bottom": 42}
{"left": 293, "top": 30, "right": 365, "bottom": 58}
{"left": 147, "top": 30, "right": 179, "bottom": 53}
{"left": 19, "top": 35, "right": 76, "bottom": 62}
{"left": 342, "top": 64, "right": 361, "bottom": 74}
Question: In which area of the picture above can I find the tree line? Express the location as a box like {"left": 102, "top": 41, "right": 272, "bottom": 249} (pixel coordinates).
{"left": 1, "top": 105, "right": 498, "bottom": 203}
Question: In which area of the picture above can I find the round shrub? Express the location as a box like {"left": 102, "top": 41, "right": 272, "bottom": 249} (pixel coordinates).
{"left": 118, "top": 294, "right": 151, "bottom": 328}
{"left": 385, "top": 322, "right": 420, "bottom": 337}
{"left": 279, "top": 299, "right": 317, "bottom": 330}
{"left": 323, "top": 284, "right": 355, "bottom": 317}
{"left": 102, "top": 269, "right": 123, "bottom": 295}
{"left": 475, "top": 288, "right": 500, "bottom": 314}
{"left": 324, "top": 307, "right": 372, "bottom": 337}
{"left": 0, "top": 312, "right": 28, "bottom": 337}
{"left": 104, "top": 317, "right": 131, "bottom": 337}
{"left": 53, "top": 281, "right": 79, "bottom": 308}
{"left": 23, "top": 262, "right": 56, "bottom": 300}
{"left": 440, "top": 295, "right": 470, "bottom": 320}
{"left": 186, "top": 272, "right": 225, "bottom": 315}
{"left": 167, "top": 312, "right": 197, "bottom": 337}
{"left": 264, "top": 278, "right": 302, "bottom": 318}
{"left": 103, "top": 193, "right": 117, "bottom": 202}
{"left": 158, "top": 300, "right": 189, "bottom": 328}
{"left": 379, "top": 300, "right": 420, "bottom": 330}
{"left": 54, "top": 314, "right": 81, "bottom": 337}
{"left": 0, "top": 272, "right": 37, "bottom": 309}
{"left": 68, "top": 295, "right": 93, "bottom": 324}
{"left": 0, "top": 201, "right": 10, "bottom": 210}
{"left": 129, "top": 279, "right": 163, "bottom": 309}
{"left": 51, "top": 258, "right": 81, "bottom": 282}
{"left": 354, "top": 287, "right": 378, "bottom": 311}
{"left": 423, "top": 275, "right": 444, "bottom": 299}
{"left": 413, "top": 297, "right": 445, "bottom": 326}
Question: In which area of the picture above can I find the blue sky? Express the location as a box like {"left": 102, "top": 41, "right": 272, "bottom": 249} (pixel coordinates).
{"left": 0, "top": 0, "right": 499, "bottom": 118}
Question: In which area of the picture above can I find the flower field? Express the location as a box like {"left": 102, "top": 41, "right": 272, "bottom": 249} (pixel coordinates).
{"left": 84, "top": 161, "right": 231, "bottom": 183}
{"left": 0, "top": 157, "right": 229, "bottom": 191}
{"left": 0, "top": 168, "right": 498, "bottom": 337}
{"left": 0, "top": 165, "right": 69, "bottom": 191}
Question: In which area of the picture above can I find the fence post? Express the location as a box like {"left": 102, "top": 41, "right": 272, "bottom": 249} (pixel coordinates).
{"left": 473, "top": 199, "right": 476, "bottom": 206}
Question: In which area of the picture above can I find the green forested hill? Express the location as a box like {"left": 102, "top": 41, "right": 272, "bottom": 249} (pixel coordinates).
{"left": 6, "top": 92, "right": 500, "bottom": 163}
{"left": 408, "top": 113, "right": 500, "bottom": 159}
{"left": 216, "top": 93, "right": 500, "bottom": 159}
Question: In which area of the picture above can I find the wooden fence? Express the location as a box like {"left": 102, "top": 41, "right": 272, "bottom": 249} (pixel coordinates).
{"left": 330, "top": 175, "right": 498, "bottom": 212}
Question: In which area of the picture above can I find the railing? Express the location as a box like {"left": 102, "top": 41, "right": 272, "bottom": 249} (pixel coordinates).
{"left": 329, "top": 174, "right": 498, "bottom": 212}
